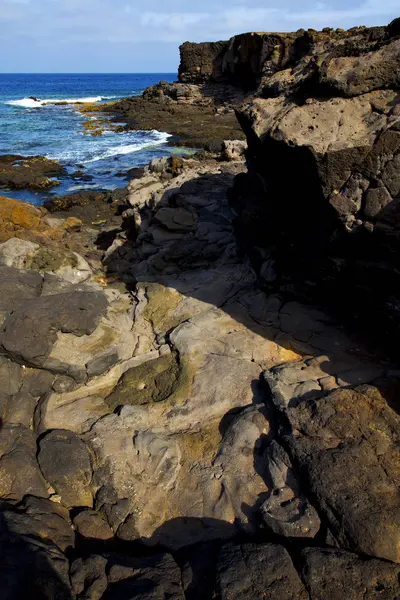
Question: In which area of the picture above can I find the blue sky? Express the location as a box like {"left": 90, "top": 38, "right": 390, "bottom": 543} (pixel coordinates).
{"left": 1, "top": 0, "right": 399, "bottom": 72}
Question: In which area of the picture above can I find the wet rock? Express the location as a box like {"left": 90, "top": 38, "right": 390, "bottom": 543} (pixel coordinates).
{"left": 38, "top": 429, "right": 93, "bottom": 508}
{"left": 0, "top": 155, "right": 66, "bottom": 190}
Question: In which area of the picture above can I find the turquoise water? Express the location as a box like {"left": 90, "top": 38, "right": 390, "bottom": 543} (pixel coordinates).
{"left": 0, "top": 73, "right": 178, "bottom": 204}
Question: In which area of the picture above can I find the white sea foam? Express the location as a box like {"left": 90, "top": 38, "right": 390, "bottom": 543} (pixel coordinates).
{"left": 82, "top": 131, "right": 171, "bottom": 163}
{"left": 6, "top": 95, "right": 115, "bottom": 108}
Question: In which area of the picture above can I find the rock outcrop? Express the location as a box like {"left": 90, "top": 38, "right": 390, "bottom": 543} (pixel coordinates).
{"left": 1, "top": 16, "right": 400, "bottom": 600}
{"left": 0, "top": 155, "right": 66, "bottom": 191}
{"left": 233, "top": 17, "right": 400, "bottom": 359}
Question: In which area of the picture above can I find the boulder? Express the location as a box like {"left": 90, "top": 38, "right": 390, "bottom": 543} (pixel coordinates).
{"left": 38, "top": 429, "right": 93, "bottom": 508}
{"left": 216, "top": 543, "right": 308, "bottom": 599}
{"left": 0, "top": 425, "right": 48, "bottom": 501}
{"left": 71, "top": 552, "right": 185, "bottom": 600}
{"left": 0, "top": 291, "right": 108, "bottom": 375}
{"left": 300, "top": 547, "right": 400, "bottom": 599}
{"left": 73, "top": 509, "right": 114, "bottom": 540}
{"left": 0, "top": 498, "right": 73, "bottom": 600}
{"left": 265, "top": 369, "right": 400, "bottom": 563}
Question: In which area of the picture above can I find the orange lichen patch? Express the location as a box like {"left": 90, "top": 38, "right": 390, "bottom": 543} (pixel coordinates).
{"left": 0, "top": 195, "right": 71, "bottom": 246}
{"left": 10, "top": 203, "right": 41, "bottom": 229}
{"left": 61, "top": 217, "right": 82, "bottom": 232}
{"left": 0, "top": 196, "right": 43, "bottom": 230}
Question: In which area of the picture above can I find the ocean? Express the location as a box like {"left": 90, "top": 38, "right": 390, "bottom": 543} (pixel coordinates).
{"left": 0, "top": 73, "right": 181, "bottom": 204}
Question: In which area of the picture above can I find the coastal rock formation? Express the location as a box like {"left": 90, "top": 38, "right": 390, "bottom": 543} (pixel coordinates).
{"left": 0, "top": 155, "right": 66, "bottom": 191}
{"left": 1, "top": 16, "right": 400, "bottom": 600}
{"left": 233, "top": 17, "right": 400, "bottom": 358}
{"left": 1, "top": 146, "right": 399, "bottom": 597}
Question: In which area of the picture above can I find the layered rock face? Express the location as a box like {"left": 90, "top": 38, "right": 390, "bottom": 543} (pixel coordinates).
{"left": 233, "top": 18, "right": 400, "bottom": 357}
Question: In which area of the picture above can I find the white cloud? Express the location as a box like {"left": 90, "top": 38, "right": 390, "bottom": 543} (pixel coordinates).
{"left": 141, "top": 11, "right": 210, "bottom": 30}
{"left": 0, "top": 0, "right": 398, "bottom": 48}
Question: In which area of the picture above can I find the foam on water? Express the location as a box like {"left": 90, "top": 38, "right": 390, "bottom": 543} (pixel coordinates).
{"left": 0, "top": 73, "right": 178, "bottom": 204}
{"left": 81, "top": 131, "right": 172, "bottom": 163}
{"left": 6, "top": 95, "right": 115, "bottom": 108}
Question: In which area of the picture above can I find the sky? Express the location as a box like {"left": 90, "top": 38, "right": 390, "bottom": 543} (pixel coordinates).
{"left": 1, "top": 0, "right": 399, "bottom": 73}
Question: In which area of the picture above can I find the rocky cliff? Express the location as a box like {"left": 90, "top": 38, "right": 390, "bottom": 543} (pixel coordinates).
{"left": 178, "top": 24, "right": 388, "bottom": 91}
{"left": 232, "top": 17, "right": 400, "bottom": 358}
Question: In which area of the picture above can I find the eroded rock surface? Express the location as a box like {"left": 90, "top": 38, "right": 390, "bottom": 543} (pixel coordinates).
{"left": 1, "top": 17, "right": 400, "bottom": 599}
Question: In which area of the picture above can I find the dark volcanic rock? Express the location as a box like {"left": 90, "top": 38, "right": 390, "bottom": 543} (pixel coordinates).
{"left": 0, "top": 499, "right": 73, "bottom": 600}
{"left": 0, "top": 425, "right": 48, "bottom": 501}
{"left": 106, "top": 96, "right": 245, "bottom": 151}
{"left": 71, "top": 552, "right": 185, "bottom": 600}
{"left": 216, "top": 543, "right": 308, "bottom": 599}
{"left": 0, "top": 291, "right": 108, "bottom": 374}
{"left": 300, "top": 547, "right": 400, "bottom": 599}
{"left": 2, "top": 495, "right": 74, "bottom": 552}
{"left": 38, "top": 429, "right": 93, "bottom": 508}
{"left": 0, "top": 155, "right": 66, "bottom": 190}
{"left": 233, "top": 19, "right": 400, "bottom": 358}
{"left": 178, "top": 40, "right": 229, "bottom": 83}
{"left": 73, "top": 509, "right": 114, "bottom": 540}
{"left": 265, "top": 371, "right": 400, "bottom": 563}
{"left": 0, "top": 265, "right": 42, "bottom": 312}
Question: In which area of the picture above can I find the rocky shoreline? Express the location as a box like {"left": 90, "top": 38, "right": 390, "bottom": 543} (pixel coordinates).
{"left": 0, "top": 16, "right": 400, "bottom": 600}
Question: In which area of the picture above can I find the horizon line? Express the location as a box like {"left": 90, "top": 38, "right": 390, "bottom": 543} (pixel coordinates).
{"left": 0, "top": 72, "right": 178, "bottom": 75}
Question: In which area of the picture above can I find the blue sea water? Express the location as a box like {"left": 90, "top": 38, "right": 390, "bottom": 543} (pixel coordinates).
{"left": 0, "top": 73, "right": 181, "bottom": 204}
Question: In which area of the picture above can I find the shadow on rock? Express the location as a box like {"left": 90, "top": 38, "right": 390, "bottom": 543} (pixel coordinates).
{"left": 0, "top": 510, "right": 73, "bottom": 600}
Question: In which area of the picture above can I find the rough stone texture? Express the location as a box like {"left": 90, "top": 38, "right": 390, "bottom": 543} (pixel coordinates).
{"left": 73, "top": 509, "right": 114, "bottom": 540}
{"left": 265, "top": 361, "right": 400, "bottom": 563}
{"left": 38, "top": 429, "right": 93, "bottom": 508}
{"left": 0, "top": 425, "right": 48, "bottom": 501}
{"left": 234, "top": 20, "right": 400, "bottom": 359}
{"left": 321, "top": 39, "right": 400, "bottom": 96}
{"left": 1, "top": 20, "right": 400, "bottom": 598}
{"left": 301, "top": 547, "right": 400, "bottom": 599}
{"left": 72, "top": 552, "right": 185, "bottom": 600}
{"left": 0, "top": 291, "right": 108, "bottom": 375}
{"left": 216, "top": 543, "right": 308, "bottom": 599}
{"left": 0, "top": 155, "right": 66, "bottom": 191}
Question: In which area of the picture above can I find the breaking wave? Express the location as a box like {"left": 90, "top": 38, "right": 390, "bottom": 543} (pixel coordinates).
{"left": 6, "top": 95, "right": 116, "bottom": 108}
